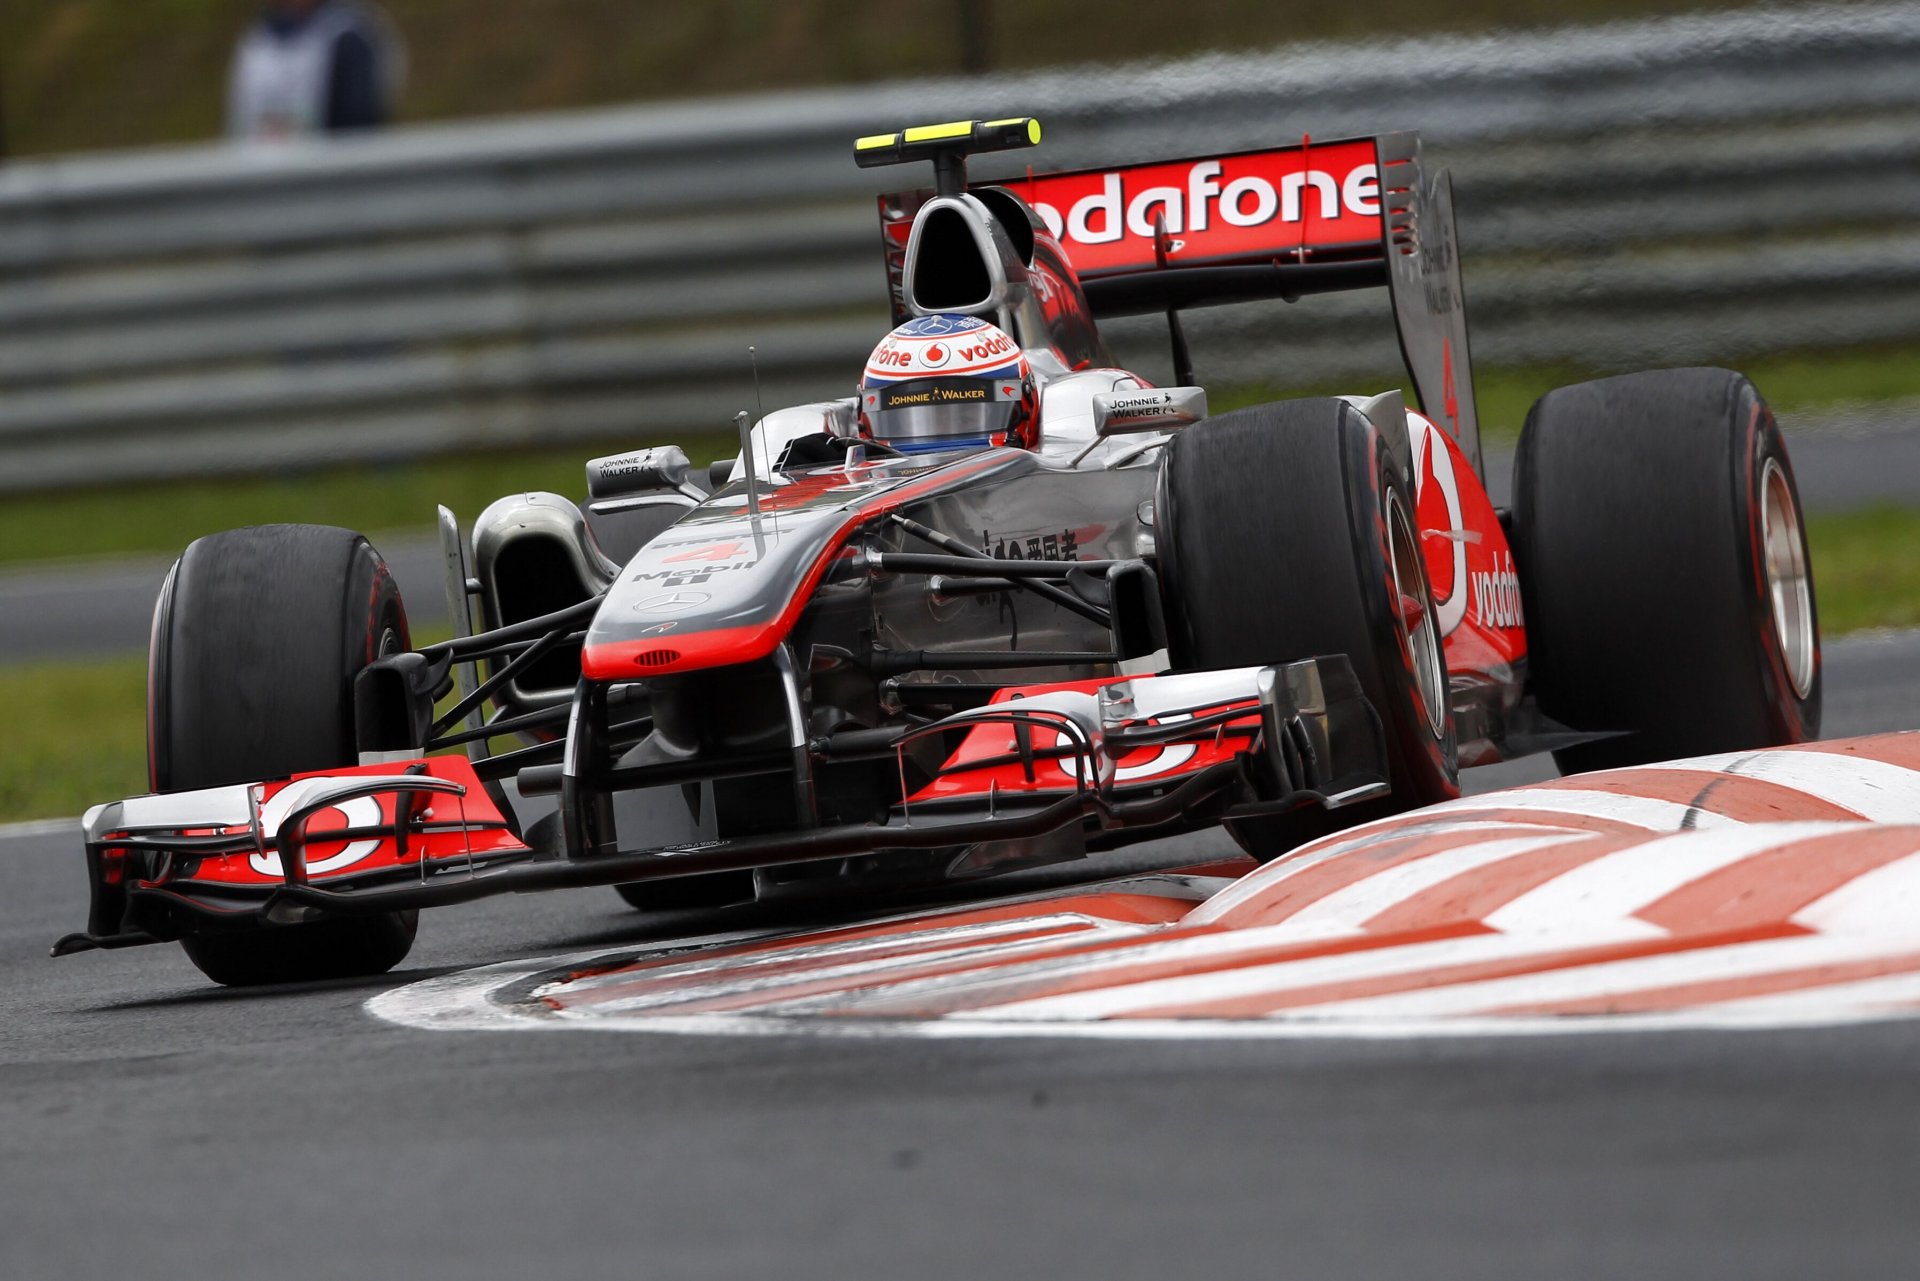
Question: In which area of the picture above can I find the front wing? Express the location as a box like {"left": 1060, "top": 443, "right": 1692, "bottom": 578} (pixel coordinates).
{"left": 54, "top": 658, "right": 1385, "bottom": 956}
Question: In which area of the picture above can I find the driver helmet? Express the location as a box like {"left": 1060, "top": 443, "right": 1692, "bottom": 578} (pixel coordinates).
{"left": 858, "top": 314, "right": 1039, "bottom": 453}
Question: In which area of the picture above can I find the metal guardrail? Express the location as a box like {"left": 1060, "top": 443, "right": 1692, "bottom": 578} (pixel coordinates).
{"left": 1, "top": 2, "right": 1916, "bottom": 491}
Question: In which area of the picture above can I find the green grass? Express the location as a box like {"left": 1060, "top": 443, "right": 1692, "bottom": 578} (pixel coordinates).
{"left": 0, "top": 655, "right": 147, "bottom": 824}
{"left": 4, "top": 503, "right": 1913, "bottom": 823}
{"left": 0, "top": 433, "right": 733, "bottom": 567}
{"left": 1212, "top": 340, "right": 1920, "bottom": 445}
{"left": 1805, "top": 507, "right": 1920, "bottom": 636}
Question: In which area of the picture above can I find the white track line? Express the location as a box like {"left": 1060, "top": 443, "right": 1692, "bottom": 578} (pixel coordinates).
{"left": 0, "top": 817, "right": 74, "bottom": 841}
{"left": 369, "top": 952, "right": 601, "bottom": 1032}
{"left": 366, "top": 929, "right": 784, "bottom": 1032}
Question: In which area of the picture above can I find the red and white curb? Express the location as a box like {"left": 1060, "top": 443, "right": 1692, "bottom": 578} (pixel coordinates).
{"left": 368, "top": 733, "right": 1920, "bottom": 1040}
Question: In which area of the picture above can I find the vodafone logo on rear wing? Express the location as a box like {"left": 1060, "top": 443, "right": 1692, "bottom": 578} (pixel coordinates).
{"left": 1002, "top": 137, "right": 1383, "bottom": 277}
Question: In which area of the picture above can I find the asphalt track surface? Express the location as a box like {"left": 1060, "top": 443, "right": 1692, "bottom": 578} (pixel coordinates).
{"left": 2, "top": 630, "right": 1918, "bottom": 1279}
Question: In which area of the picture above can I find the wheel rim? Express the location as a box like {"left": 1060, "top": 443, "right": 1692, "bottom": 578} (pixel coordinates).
{"left": 1387, "top": 491, "right": 1448, "bottom": 738}
{"left": 1760, "top": 457, "right": 1815, "bottom": 699}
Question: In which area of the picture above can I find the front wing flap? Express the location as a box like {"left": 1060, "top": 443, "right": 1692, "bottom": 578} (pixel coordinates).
{"left": 899, "top": 657, "right": 1387, "bottom": 819}
{"left": 54, "top": 756, "right": 529, "bottom": 955}
{"left": 53, "top": 659, "right": 1384, "bottom": 953}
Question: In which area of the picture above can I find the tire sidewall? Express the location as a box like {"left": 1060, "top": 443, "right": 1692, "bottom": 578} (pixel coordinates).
{"left": 1351, "top": 426, "right": 1457, "bottom": 803}
{"left": 1733, "top": 385, "right": 1821, "bottom": 744}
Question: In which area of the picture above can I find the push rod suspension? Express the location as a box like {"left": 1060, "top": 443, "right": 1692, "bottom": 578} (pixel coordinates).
{"left": 888, "top": 514, "right": 1111, "bottom": 627}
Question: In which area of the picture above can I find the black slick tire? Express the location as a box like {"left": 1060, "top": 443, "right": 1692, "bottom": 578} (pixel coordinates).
{"left": 1511, "top": 367, "right": 1820, "bottom": 774}
{"left": 1159, "top": 399, "right": 1458, "bottom": 862}
{"left": 149, "top": 524, "right": 420, "bottom": 986}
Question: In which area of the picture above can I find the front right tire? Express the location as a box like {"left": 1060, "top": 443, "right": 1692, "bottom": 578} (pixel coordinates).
{"left": 1159, "top": 398, "right": 1458, "bottom": 862}
{"left": 151, "top": 524, "right": 420, "bottom": 986}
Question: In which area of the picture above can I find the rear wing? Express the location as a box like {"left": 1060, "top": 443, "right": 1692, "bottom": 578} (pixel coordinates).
{"left": 878, "top": 131, "right": 1481, "bottom": 474}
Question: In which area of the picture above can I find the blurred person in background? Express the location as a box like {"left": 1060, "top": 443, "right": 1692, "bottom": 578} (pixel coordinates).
{"left": 227, "top": 0, "right": 405, "bottom": 142}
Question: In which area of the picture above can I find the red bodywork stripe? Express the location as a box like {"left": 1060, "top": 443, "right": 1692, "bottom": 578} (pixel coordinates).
{"left": 583, "top": 623, "right": 789, "bottom": 681}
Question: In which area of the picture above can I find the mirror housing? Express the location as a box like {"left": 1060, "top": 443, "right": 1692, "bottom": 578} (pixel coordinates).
{"left": 585, "top": 445, "right": 705, "bottom": 503}
{"left": 1092, "top": 387, "right": 1208, "bottom": 437}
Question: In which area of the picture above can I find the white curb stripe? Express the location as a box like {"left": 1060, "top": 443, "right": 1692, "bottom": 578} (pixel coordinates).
{"left": 1482, "top": 821, "right": 1846, "bottom": 937}
{"left": 365, "top": 929, "right": 784, "bottom": 1032}
{"left": 741, "top": 920, "right": 1370, "bottom": 1017}
{"left": 1288, "top": 932, "right": 1920, "bottom": 1021}
{"left": 550, "top": 912, "right": 1118, "bottom": 998}
{"left": 1280, "top": 832, "right": 1589, "bottom": 929}
{"left": 1418, "top": 788, "right": 1738, "bottom": 832}
{"left": 548, "top": 923, "right": 1145, "bottom": 1017}
{"left": 1189, "top": 820, "right": 1571, "bottom": 924}
{"left": 1700, "top": 968, "right": 1920, "bottom": 1019}
{"left": 959, "top": 927, "right": 1637, "bottom": 1022}
{"left": 1793, "top": 848, "right": 1920, "bottom": 932}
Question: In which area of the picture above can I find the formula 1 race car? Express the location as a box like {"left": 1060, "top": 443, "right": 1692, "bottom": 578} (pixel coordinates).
{"left": 54, "top": 117, "right": 1821, "bottom": 986}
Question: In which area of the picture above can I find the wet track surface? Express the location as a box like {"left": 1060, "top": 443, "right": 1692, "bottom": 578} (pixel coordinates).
{"left": 4, "top": 631, "right": 1919, "bottom": 1279}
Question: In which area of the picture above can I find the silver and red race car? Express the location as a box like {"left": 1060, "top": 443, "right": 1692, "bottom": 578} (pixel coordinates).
{"left": 55, "top": 117, "right": 1820, "bottom": 986}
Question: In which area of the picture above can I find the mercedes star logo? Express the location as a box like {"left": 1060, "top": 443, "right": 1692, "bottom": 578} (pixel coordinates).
{"left": 635, "top": 591, "right": 711, "bottom": 613}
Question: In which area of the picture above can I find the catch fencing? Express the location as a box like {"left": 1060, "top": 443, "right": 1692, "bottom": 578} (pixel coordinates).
{"left": 1, "top": 2, "right": 1915, "bottom": 490}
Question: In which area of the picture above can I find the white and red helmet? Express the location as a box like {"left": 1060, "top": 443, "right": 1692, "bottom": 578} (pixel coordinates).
{"left": 858, "top": 314, "right": 1039, "bottom": 453}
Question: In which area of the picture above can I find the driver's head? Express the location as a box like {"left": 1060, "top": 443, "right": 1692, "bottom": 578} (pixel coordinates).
{"left": 859, "top": 314, "right": 1038, "bottom": 453}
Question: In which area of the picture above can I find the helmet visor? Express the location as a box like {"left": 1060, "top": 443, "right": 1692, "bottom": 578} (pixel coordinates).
{"left": 867, "top": 376, "right": 1019, "bottom": 449}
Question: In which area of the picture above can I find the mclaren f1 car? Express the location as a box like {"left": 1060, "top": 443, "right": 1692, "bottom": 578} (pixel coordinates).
{"left": 55, "top": 116, "right": 1821, "bottom": 985}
